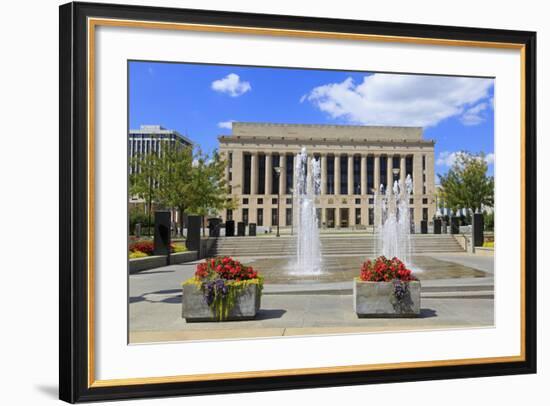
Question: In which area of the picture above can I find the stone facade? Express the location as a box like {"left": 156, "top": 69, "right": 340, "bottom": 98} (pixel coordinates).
{"left": 218, "top": 122, "right": 436, "bottom": 230}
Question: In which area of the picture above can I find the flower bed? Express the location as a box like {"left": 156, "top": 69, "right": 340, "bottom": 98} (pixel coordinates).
{"left": 182, "top": 257, "right": 263, "bottom": 322}
{"left": 129, "top": 239, "right": 187, "bottom": 257}
{"left": 354, "top": 256, "right": 420, "bottom": 317}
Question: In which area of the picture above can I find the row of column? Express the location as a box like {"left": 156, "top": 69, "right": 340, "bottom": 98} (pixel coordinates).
{"left": 244, "top": 152, "right": 419, "bottom": 196}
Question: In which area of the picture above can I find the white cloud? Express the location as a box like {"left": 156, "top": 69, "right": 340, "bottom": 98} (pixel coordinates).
{"left": 218, "top": 120, "right": 235, "bottom": 129}
{"left": 460, "top": 102, "right": 488, "bottom": 126}
{"left": 437, "top": 151, "right": 495, "bottom": 167}
{"left": 211, "top": 73, "right": 251, "bottom": 97}
{"left": 302, "top": 74, "right": 493, "bottom": 127}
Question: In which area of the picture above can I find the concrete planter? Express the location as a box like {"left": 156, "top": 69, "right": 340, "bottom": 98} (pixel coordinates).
{"left": 354, "top": 279, "right": 421, "bottom": 317}
{"left": 182, "top": 281, "right": 261, "bottom": 322}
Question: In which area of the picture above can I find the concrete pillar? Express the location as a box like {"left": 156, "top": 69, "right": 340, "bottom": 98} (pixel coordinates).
{"left": 321, "top": 207, "right": 326, "bottom": 227}
{"left": 413, "top": 153, "right": 423, "bottom": 196}
{"left": 279, "top": 154, "right": 286, "bottom": 195}
{"left": 374, "top": 155, "right": 380, "bottom": 193}
{"left": 321, "top": 154, "right": 327, "bottom": 195}
{"left": 250, "top": 152, "right": 258, "bottom": 195}
{"left": 400, "top": 155, "right": 406, "bottom": 185}
{"left": 334, "top": 154, "right": 341, "bottom": 195}
{"left": 360, "top": 155, "right": 367, "bottom": 196}
{"left": 347, "top": 154, "right": 354, "bottom": 195}
{"left": 265, "top": 153, "right": 272, "bottom": 196}
{"left": 335, "top": 206, "right": 341, "bottom": 227}
{"left": 232, "top": 150, "right": 244, "bottom": 198}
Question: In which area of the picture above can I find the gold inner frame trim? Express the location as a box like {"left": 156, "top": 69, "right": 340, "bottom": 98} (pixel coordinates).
{"left": 87, "top": 17, "right": 527, "bottom": 388}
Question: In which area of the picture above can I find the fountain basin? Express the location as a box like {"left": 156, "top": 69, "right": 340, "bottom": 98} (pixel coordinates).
{"left": 353, "top": 279, "right": 421, "bottom": 317}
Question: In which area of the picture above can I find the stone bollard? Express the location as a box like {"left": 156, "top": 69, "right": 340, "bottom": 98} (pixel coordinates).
{"left": 472, "top": 213, "right": 485, "bottom": 247}
{"left": 237, "top": 222, "right": 246, "bottom": 236}
{"left": 225, "top": 220, "right": 235, "bottom": 237}
{"left": 154, "top": 211, "right": 172, "bottom": 264}
{"left": 433, "top": 219, "right": 442, "bottom": 234}
{"left": 249, "top": 223, "right": 257, "bottom": 236}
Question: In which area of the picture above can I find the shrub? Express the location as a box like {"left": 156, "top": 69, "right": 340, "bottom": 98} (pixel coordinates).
{"left": 129, "top": 251, "right": 148, "bottom": 259}
{"left": 129, "top": 240, "right": 154, "bottom": 255}
{"left": 359, "top": 256, "right": 417, "bottom": 282}
{"left": 171, "top": 242, "right": 187, "bottom": 253}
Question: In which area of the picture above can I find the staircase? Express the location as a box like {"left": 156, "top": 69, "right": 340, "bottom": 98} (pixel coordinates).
{"left": 211, "top": 234, "right": 464, "bottom": 257}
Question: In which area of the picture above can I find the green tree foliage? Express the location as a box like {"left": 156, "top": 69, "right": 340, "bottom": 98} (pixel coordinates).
{"left": 438, "top": 151, "right": 494, "bottom": 213}
{"left": 129, "top": 145, "right": 194, "bottom": 234}
{"left": 188, "top": 149, "right": 237, "bottom": 235}
{"left": 129, "top": 145, "right": 236, "bottom": 237}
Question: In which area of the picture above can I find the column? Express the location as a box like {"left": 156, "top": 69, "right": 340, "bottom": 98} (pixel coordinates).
{"left": 321, "top": 154, "right": 327, "bottom": 195}
{"left": 400, "top": 155, "right": 406, "bottom": 185}
{"left": 360, "top": 155, "right": 367, "bottom": 196}
{"left": 279, "top": 154, "right": 286, "bottom": 196}
{"left": 250, "top": 152, "right": 258, "bottom": 195}
{"left": 374, "top": 155, "right": 380, "bottom": 193}
{"left": 233, "top": 150, "right": 244, "bottom": 196}
{"left": 335, "top": 207, "right": 341, "bottom": 228}
{"left": 347, "top": 154, "right": 354, "bottom": 195}
{"left": 265, "top": 153, "right": 272, "bottom": 196}
{"left": 334, "top": 154, "right": 341, "bottom": 195}
{"left": 412, "top": 153, "right": 423, "bottom": 230}
{"left": 387, "top": 154, "right": 393, "bottom": 188}
{"left": 413, "top": 153, "right": 423, "bottom": 196}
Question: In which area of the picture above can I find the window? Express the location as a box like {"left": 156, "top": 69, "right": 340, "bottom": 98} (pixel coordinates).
{"left": 355, "top": 198, "right": 361, "bottom": 205}
{"left": 242, "top": 208, "right": 249, "bottom": 225}
{"left": 286, "top": 198, "right": 292, "bottom": 204}
{"left": 271, "top": 208, "right": 278, "bottom": 226}
{"left": 423, "top": 185, "right": 427, "bottom": 195}
{"left": 406, "top": 156, "right": 413, "bottom": 180}
{"left": 228, "top": 152, "right": 233, "bottom": 168}
{"left": 242, "top": 198, "right": 249, "bottom": 205}
{"left": 368, "top": 198, "right": 374, "bottom": 205}
{"left": 258, "top": 154, "right": 266, "bottom": 194}
{"left": 228, "top": 171, "right": 232, "bottom": 181}
{"left": 340, "top": 155, "right": 348, "bottom": 195}
{"left": 366, "top": 155, "right": 374, "bottom": 193}
{"left": 257, "top": 198, "right": 263, "bottom": 205}
{"left": 327, "top": 155, "right": 335, "bottom": 195}
{"left": 353, "top": 155, "right": 361, "bottom": 194}
{"left": 257, "top": 208, "right": 263, "bottom": 226}
{"left": 355, "top": 208, "right": 361, "bottom": 225}
{"left": 226, "top": 209, "right": 233, "bottom": 221}
{"left": 422, "top": 198, "right": 428, "bottom": 204}
{"left": 272, "top": 198, "right": 278, "bottom": 204}
{"left": 423, "top": 207, "right": 428, "bottom": 221}
{"left": 271, "top": 154, "right": 280, "bottom": 195}
{"left": 285, "top": 154, "right": 294, "bottom": 195}
{"left": 422, "top": 155, "right": 426, "bottom": 170}
{"left": 409, "top": 198, "right": 414, "bottom": 204}
{"left": 379, "top": 156, "right": 388, "bottom": 189}
{"left": 243, "top": 153, "right": 251, "bottom": 194}
{"left": 286, "top": 208, "right": 292, "bottom": 226}
{"left": 368, "top": 208, "right": 374, "bottom": 225}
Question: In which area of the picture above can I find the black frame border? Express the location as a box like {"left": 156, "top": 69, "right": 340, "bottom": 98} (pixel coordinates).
{"left": 59, "top": 1, "right": 537, "bottom": 403}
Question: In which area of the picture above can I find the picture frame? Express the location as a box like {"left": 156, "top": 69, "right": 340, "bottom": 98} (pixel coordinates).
{"left": 59, "top": 1, "right": 536, "bottom": 403}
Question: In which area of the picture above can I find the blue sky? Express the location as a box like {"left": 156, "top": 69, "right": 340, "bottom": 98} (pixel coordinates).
{"left": 129, "top": 61, "right": 494, "bottom": 178}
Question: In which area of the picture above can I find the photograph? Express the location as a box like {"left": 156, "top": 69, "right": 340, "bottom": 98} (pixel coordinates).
{"left": 127, "top": 61, "right": 496, "bottom": 344}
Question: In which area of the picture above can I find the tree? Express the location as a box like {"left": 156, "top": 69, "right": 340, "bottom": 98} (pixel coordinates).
{"left": 129, "top": 152, "right": 160, "bottom": 234}
{"left": 187, "top": 149, "right": 237, "bottom": 236}
{"left": 438, "top": 151, "right": 494, "bottom": 213}
{"left": 129, "top": 145, "right": 194, "bottom": 236}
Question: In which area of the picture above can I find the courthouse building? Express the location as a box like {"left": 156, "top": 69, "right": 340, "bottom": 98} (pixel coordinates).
{"left": 218, "top": 122, "right": 436, "bottom": 230}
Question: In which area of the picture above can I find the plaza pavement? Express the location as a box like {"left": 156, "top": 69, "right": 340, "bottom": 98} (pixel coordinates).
{"left": 129, "top": 253, "right": 494, "bottom": 344}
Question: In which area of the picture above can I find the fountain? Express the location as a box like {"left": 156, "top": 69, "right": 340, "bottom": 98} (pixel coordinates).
{"left": 375, "top": 175, "right": 415, "bottom": 268}
{"left": 289, "top": 147, "right": 322, "bottom": 275}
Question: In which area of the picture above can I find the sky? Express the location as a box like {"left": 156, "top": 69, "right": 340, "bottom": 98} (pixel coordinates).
{"left": 129, "top": 61, "right": 495, "bottom": 178}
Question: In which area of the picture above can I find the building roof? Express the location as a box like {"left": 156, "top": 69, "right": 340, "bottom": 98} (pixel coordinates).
{"left": 129, "top": 125, "right": 192, "bottom": 145}
{"left": 220, "top": 122, "right": 431, "bottom": 144}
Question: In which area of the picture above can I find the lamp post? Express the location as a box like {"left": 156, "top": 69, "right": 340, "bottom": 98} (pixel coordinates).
{"left": 273, "top": 166, "right": 281, "bottom": 237}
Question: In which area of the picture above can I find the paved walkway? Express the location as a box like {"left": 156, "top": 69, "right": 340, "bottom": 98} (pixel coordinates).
{"left": 129, "top": 253, "right": 494, "bottom": 343}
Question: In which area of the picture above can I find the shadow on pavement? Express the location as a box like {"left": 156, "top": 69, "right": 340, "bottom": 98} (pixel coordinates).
{"left": 419, "top": 308, "right": 438, "bottom": 318}
{"left": 255, "top": 309, "right": 287, "bottom": 320}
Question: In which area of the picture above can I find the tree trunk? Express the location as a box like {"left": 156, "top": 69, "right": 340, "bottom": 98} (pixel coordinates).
{"left": 178, "top": 206, "right": 185, "bottom": 238}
